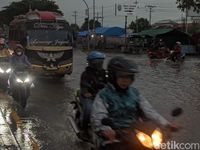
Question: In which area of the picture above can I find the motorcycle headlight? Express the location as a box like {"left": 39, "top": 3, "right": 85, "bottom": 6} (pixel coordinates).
{"left": 136, "top": 129, "right": 163, "bottom": 149}
{"left": 6, "top": 68, "right": 11, "bottom": 73}
{"left": 24, "top": 77, "right": 30, "bottom": 83}
{"left": 136, "top": 130, "right": 153, "bottom": 149}
{"left": 16, "top": 78, "right": 23, "bottom": 83}
{"left": 152, "top": 129, "right": 163, "bottom": 149}
{"left": 0, "top": 67, "right": 4, "bottom": 73}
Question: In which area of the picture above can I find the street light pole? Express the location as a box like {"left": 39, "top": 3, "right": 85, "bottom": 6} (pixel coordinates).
{"left": 82, "top": 0, "right": 90, "bottom": 50}
{"left": 93, "top": 0, "right": 96, "bottom": 49}
{"left": 185, "top": 0, "right": 188, "bottom": 33}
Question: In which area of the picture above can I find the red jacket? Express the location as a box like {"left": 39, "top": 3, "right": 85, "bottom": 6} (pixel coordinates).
{"left": 174, "top": 44, "right": 181, "bottom": 53}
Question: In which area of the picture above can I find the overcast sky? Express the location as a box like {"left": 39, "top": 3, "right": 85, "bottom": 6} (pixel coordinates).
{"left": 1, "top": 0, "right": 184, "bottom": 27}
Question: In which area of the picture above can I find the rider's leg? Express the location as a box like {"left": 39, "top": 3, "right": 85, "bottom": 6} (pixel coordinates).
{"left": 80, "top": 97, "right": 93, "bottom": 130}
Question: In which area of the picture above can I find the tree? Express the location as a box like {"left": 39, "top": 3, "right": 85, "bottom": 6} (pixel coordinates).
{"left": 0, "top": 0, "right": 63, "bottom": 25}
{"left": 176, "top": 0, "right": 200, "bottom": 12}
{"left": 80, "top": 18, "right": 101, "bottom": 31}
{"left": 188, "top": 22, "right": 200, "bottom": 34}
{"left": 129, "top": 18, "right": 150, "bottom": 32}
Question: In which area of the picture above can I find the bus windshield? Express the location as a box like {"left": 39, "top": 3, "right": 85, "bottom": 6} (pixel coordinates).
{"left": 27, "top": 30, "right": 70, "bottom": 46}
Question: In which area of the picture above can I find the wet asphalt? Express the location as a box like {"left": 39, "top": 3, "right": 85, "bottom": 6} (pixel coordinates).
{"left": 0, "top": 49, "right": 200, "bottom": 150}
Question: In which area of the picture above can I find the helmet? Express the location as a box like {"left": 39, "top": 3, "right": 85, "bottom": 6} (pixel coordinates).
{"left": 87, "top": 51, "right": 105, "bottom": 61}
{"left": 14, "top": 44, "right": 24, "bottom": 56}
{"left": 107, "top": 56, "right": 139, "bottom": 92}
{"left": 87, "top": 51, "right": 105, "bottom": 70}
{"left": 107, "top": 56, "right": 139, "bottom": 75}
{"left": 176, "top": 41, "right": 181, "bottom": 45}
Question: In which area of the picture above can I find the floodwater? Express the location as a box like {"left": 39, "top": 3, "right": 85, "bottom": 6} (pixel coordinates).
{"left": 0, "top": 49, "right": 200, "bottom": 149}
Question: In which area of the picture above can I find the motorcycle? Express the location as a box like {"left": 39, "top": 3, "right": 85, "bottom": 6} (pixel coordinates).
{"left": 95, "top": 108, "right": 183, "bottom": 150}
{"left": 147, "top": 47, "right": 170, "bottom": 59}
{"left": 166, "top": 50, "right": 185, "bottom": 62}
{"left": 0, "top": 59, "right": 12, "bottom": 91}
{"left": 68, "top": 90, "right": 182, "bottom": 150}
{"left": 9, "top": 65, "right": 34, "bottom": 108}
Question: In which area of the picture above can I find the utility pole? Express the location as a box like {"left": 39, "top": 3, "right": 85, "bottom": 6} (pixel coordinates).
{"left": 115, "top": 3, "right": 117, "bottom": 16}
{"left": 82, "top": 0, "right": 90, "bottom": 50}
{"left": 102, "top": 5, "right": 104, "bottom": 27}
{"left": 125, "top": 16, "right": 128, "bottom": 49}
{"left": 96, "top": 12, "right": 99, "bottom": 22}
{"left": 145, "top": 5, "right": 156, "bottom": 26}
{"left": 72, "top": 11, "right": 77, "bottom": 25}
{"left": 93, "top": 0, "right": 95, "bottom": 31}
{"left": 136, "top": 16, "right": 138, "bottom": 32}
{"left": 93, "top": 0, "right": 96, "bottom": 48}
{"left": 185, "top": 0, "right": 188, "bottom": 33}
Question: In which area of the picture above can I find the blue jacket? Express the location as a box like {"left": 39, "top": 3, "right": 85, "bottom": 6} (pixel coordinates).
{"left": 91, "top": 84, "right": 169, "bottom": 132}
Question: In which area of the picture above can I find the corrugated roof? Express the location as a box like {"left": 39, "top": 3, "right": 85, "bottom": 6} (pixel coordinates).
{"left": 139, "top": 28, "right": 173, "bottom": 37}
{"left": 95, "top": 27, "right": 125, "bottom": 36}
{"left": 78, "top": 27, "right": 125, "bottom": 37}
{"left": 78, "top": 31, "right": 89, "bottom": 37}
{"left": 95, "top": 27, "right": 110, "bottom": 34}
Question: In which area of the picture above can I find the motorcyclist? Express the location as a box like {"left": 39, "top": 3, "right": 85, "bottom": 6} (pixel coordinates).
{"left": 170, "top": 41, "right": 182, "bottom": 62}
{"left": 79, "top": 51, "right": 107, "bottom": 138}
{"left": 91, "top": 56, "right": 179, "bottom": 150}
{"left": 8, "top": 44, "right": 31, "bottom": 93}
{"left": 0, "top": 38, "right": 11, "bottom": 60}
{"left": 9, "top": 44, "right": 31, "bottom": 69}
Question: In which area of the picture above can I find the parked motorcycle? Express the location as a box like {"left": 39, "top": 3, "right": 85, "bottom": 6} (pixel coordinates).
{"left": 9, "top": 65, "right": 34, "bottom": 108}
{"left": 95, "top": 107, "right": 183, "bottom": 150}
{"left": 0, "top": 60, "right": 12, "bottom": 91}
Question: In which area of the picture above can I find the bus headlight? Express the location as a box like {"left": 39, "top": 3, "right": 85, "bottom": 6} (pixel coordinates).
{"left": 16, "top": 78, "right": 23, "bottom": 83}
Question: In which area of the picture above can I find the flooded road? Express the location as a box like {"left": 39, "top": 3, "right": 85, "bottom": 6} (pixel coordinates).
{"left": 0, "top": 49, "right": 200, "bottom": 149}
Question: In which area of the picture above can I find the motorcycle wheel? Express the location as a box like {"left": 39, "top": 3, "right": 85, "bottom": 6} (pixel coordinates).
{"left": 20, "top": 96, "right": 27, "bottom": 109}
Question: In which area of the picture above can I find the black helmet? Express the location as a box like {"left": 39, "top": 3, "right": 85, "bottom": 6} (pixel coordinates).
{"left": 107, "top": 56, "right": 139, "bottom": 75}
{"left": 107, "top": 56, "right": 139, "bottom": 93}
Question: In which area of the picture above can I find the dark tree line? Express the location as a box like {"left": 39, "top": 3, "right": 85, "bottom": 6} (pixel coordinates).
{"left": 0, "top": 0, "right": 62, "bottom": 26}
